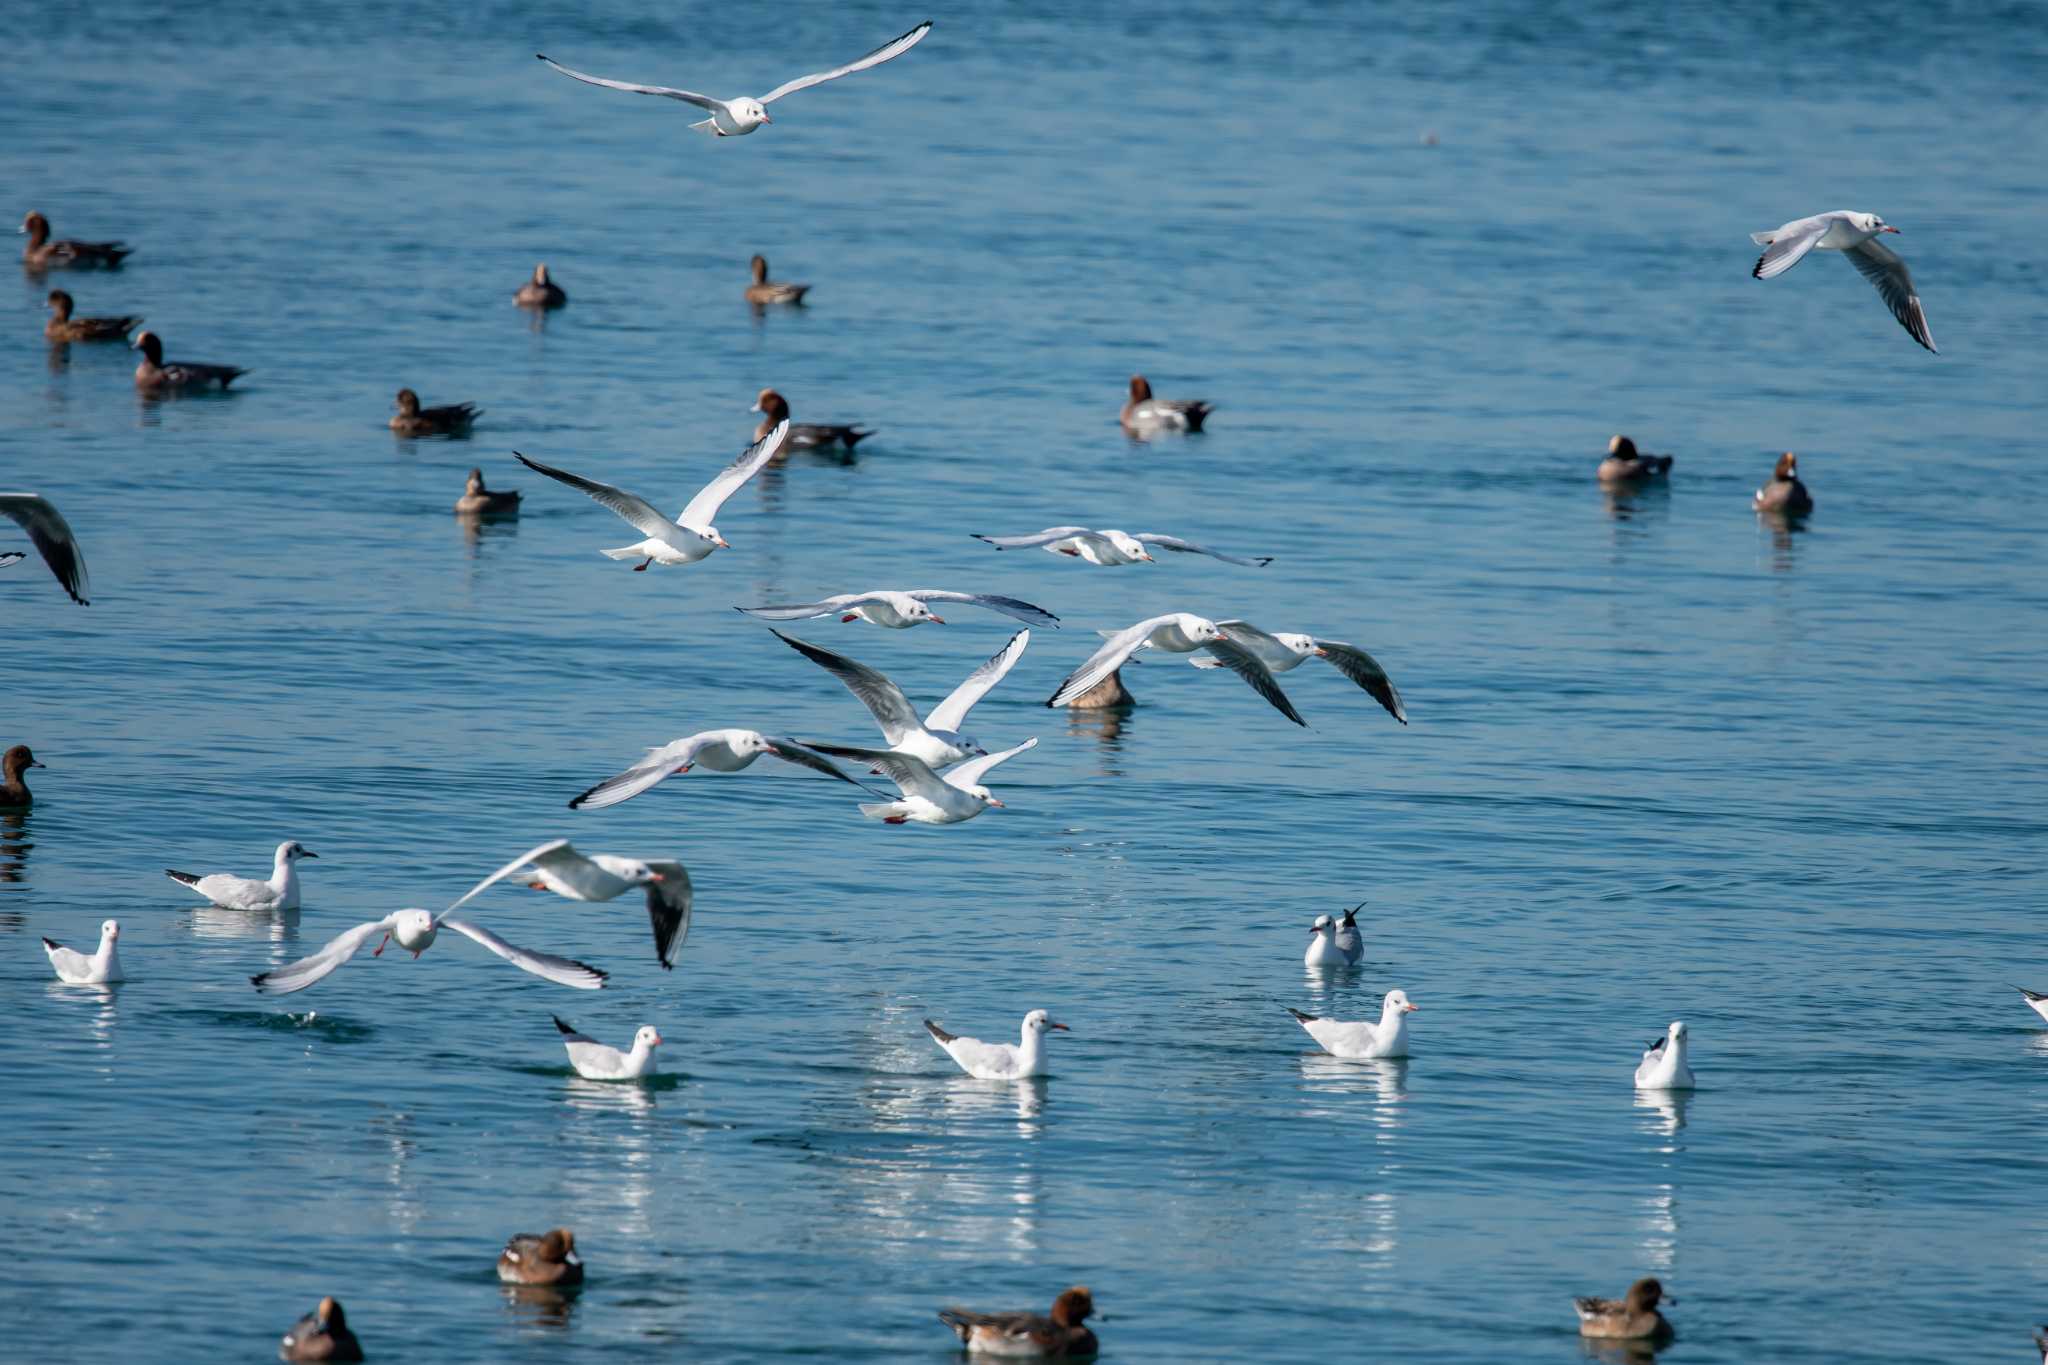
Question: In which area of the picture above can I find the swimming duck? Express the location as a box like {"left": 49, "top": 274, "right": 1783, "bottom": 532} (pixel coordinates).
{"left": 497, "top": 1228, "right": 584, "bottom": 1287}
{"left": 132, "top": 331, "right": 244, "bottom": 392}
{"left": 1, "top": 745, "right": 43, "bottom": 808}
{"left": 1597, "top": 435, "right": 1674, "bottom": 482}
{"left": 279, "top": 1296, "right": 363, "bottom": 1362}
{"left": 43, "top": 290, "right": 140, "bottom": 342}
{"left": 20, "top": 212, "right": 130, "bottom": 270}
{"left": 744, "top": 254, "right": 809, "bottom": 305}
{"left": 1121, "top": 374, "right": 1213, "bottom": 436}
{"left": 1573, "top": 1277, "right": 1673, "bottom": 1342}
{"left": 455, "top": 468, "right": 521, "bottom": 517}
{"left": 1753, "top": 451, "right": 1813, "bottom": 514}
{"left": 1063, "top": 668, "right": 1132, "bottom": 710}
{"left": 390, "top": 388, "right": 480, "bottom": 437}
{"left": 514, "top": 262, "right": 567, "bottom": 308}
{"left": 43, "top": 918, "right": 122, "bottom": 985}
{"left": 939, "top": 1286, "right": 1098, "bottom": 1358}
{"left": 750, "top": 388, "right": 872, "bottom": 452}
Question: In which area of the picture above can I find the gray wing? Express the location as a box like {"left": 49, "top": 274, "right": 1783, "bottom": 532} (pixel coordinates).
{"left": 771, "top": 630, "right": 921, "bottom": 744}
{"left": 680, "top": 421, "right": 789, "bottom": 528}
{"left": 941, "top": 737, "right": 1037, "bottom": 789}
{"left": 536, "top": 55, "right": 723, "bottom": 111}
{"left": 908, "top": 590, "right": 1060, "bottom": 628}
{"left": 1134, "top": 533, "right": 1273, "bottom": 567}
{"left": 514, "top": 453, "right": 677, "bottom": 537}
{"left": 1751, "top": 219, "right": 1826, "bottom": 279}
{"left": 971, "top": 526, "right": 1098, "bottom": 551}
{"left": 759, "top": 734, "right": 886, "bottom": 793}
{"left": 926, "top": 629, "right": 1029, "bottom": 734}
{"left": 448, "top": 839, "right": 579, "bottom": 911}
{"left": 1844, "top": 238, "right": 1937, "bottom": 353}
{"left": 1046, "top": 617, "right": 1165, "bottom": 707}
{"left": 1200, "top": 639, "right": 1307, "bottom": 726}
{"left": 735, "top": 594, "right": 865, "bottom": 622}
{"left": 251, "top": 916, "right": 396, "bottom": 995}
{"left": 570, "top": 734, "right": 718, "bottom": 811}
{"left": 1312, "top": 639, "right": 1408, "bottom": 724}
{"left": 757, "top": 20, "right": 932, "bottom": 104}
{"left": 0, "top": 493, "right": 89, "bottom": 604}
{"left": 642, "top": 862, "right": 692, "bottom": 970}
{"left": 437, "top": 914, "right": 608, "bottom": 989}
{"left": 0, "top": 553, "right": 21, "bottom": 569}
{"left": 805, "top": 742, "right": 950, "bottom": 802}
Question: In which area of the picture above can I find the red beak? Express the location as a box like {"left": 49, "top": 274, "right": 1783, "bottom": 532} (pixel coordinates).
{"left": 1881, "top": 225, "right": 1901, "bottom": 233}
{"left": 927, "top": 615, "right": 947, "bottom": 625}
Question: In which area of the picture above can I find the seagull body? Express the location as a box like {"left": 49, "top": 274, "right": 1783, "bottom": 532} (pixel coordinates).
{"left": 1750, "top": 210, "right": 1935, "bottom": 352}
{"left": 1574, "top": 1278, "right": 1673, "bottom": 1342}
{"left": 166, "top": 841, "right": 317, "bottom": 911}
{"left": 1303, "top": 914, "right": 1341, "bottom": 967}
{"left": 1045, "top": 612, "right": 1304, "bottom": 725}
{"left": 2016, "top": 985, "right": 2048, "bottom": 1025}
{"left": 0, "top": 493, "right": 90, "bottom": 605}
{"left": 43, "top": 919, "right": 122, "bottom": 984}
{"left": 737, "top": 589, "right": 1058, "bottom": 630}
{"left": 1289, "top": 989, "right": 1417, "bottom": 1059}
{"left": 570, "top": 727, "right": 874, "bottom": 812}
{"left": 516, "top": 420, "right": 789, "bottom": 569}
{"left": 811, "top": 738, "right": 1036, "bottom": 824}
{"left": 1634, "top": 1020, "right": 1694, "bottom": 1090}
{"left": 1332, "top": 904, "right": 1365, "bottom": 964}
{"left": 498, "top": 1228, "right": 584, "bottom": 1287}
{"left": 1754, "top": 452, "right": 1814, "bottom": 515}
{"left": 925, "top": 1009, "right": 1068, "bottom": 1080}
{"left": 1189, "top": 620, "right": 1406, "bottom": 724}
{"left": 554, "top": 1017, "right": 662, "bottom": 1081}
{"left": 538, "top": 20, "right": 932, "bottom": 137}
{"left": 773, "top": 628, "right": 1026, "bottom": 767}
{"left": 972, "top": 526, "right": 1271, "bottom": 567}
{"left": 449, "top": 839, "right": 693, "bottom": 970}
{"left": 940, "top": 1287, "right": 1098, "bottom": 1358}
{"left": 250, "top": 908, "right": 607, "bottom": 995}
{"left": 279, "top": 1296, "right": 363, "bottom": 1362}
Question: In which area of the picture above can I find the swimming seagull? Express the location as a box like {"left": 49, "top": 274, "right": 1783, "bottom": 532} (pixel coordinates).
{"left": 554, "top": 1017, "right": 663, "bottom": 1081}
{"left": 1045, "top": 613, "right": 1304, "bottom": 726}
{"left": 538, "top": 20, "right": 933, "bottom": 138}
{"left": 165, "top": 841, "right": 318, "bottom": 911}
{"left": 939, "top": 1287, "right": 1098, "bottom": 1359}
{"left": 1634, "top": 1020, "right": 1694, "bottom": 1090}
{"left": 250, "top": 908, "right": 607, "bottom": 995}
{"left": 515, "top": 419, "right": 789, "bottom": 570}
{"left": 0, "top": 493, "right": 89, "bottom": 605}
{"left": 1287, "top": 990, "right": 1417, "bottom": 1059}
{"left": 924, "top": 1009, "right": 1068, "bottom": 1079}
{"left": 808, "top": 738, "right": 1037, "bottom": 824}
{"left": 1332, "top": 903, "right": 1365, "bottom": 964}
{"left": 772, "top": 627, "right": 1026, "bottom": 767}
{"left": 448, "top": 838, "right": 693, "bottom": 970}
{"left": 42, "top": 919, "right": 122, "bottom": 984}
{"left": 737, "top": 589, "right": 1058, "bottom": 630}
{"left": 2016, "top": 986, "right": 2048, "bottom": 1024}
{"left": 1189, "top": 620, "right": 1405, "bottom": 724}
{"left": 971, "top": 526, "right": 1272, "bottom": 567}
{"left": 1303, "top": 913, "right": 1340, "bottom": 967}
{"left": 1750, "top": 210, "right": 1936, "bottom": 353}
{"left": 569, "top": 728, "right": 877, "bottom": 812}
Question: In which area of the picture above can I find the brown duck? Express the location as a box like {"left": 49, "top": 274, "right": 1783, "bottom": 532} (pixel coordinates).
{"left": 455, "top": 468, "right": 521, "bottom": 517}
{"left": 939, "top": 1286, "right": 1098, "bottom": 1357}
{"left": 1, "top": 746, "right": 44, "bottom": 809}
{"left": 278, "top": 1296, "right": 363, "bottom": 1362}
{"left": 20, "top": 212, "right": 131, "bottom": 270}
{"left": 1753, "top": 451, "right": 1814, "bottom": 515}
{"left": 745, "top": 254, "right": 809, "bottom": 306}
{"left": 132, "top": 331, "right": 245, "bottom": 392}
{"left": 390, "top": 388, "right": 480, "bottom": 437}
{"left": 1597, "top": 435, "right": 1674, "bottom": 482}
{"left": 751, "top": 388, "right": 871, "bottom": 452}
{"left": 1574, "top": 1277, "right": 1674, "bottom": 1342}
{"left": 497, "top": 1228, "right": 584, "bottom": 1287}
{"left": 44, "top": 290, "right": 140, "bottom": 342}
{"left": 1121, "top": 375, "right": 1212, "bottom": 436}
{"left": 515, "top": 262, "right": 567, "bottom": 309}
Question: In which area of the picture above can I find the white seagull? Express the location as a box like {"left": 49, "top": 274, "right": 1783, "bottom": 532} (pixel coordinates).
{"left": 1303, "top": 913, "right": 1340, "bottom": 967}
{"left": 2015, "top": 985, "right": 2048, "bottom": 1024}
{"left": 736, "top": 589, "right": 1058, "bottom": 630}
{"left": 43, "top": 919, "right": 123, "bottom": 984}
{"left": 925, "top": 1009, "right": 1068, "bottom": 1080}
{"left": 250, "top": 908, "right": 607, "bottom": 995}
{"left": 1331, "top": 903, "right": 1365, "bottom": 964}
{"left": 1189, "top": 621, "right": 1406, "bottom": 724}
{"left": 554, "top": 1016, "right": 663, "bottom": 1081}
{"left": 1635, "top": 1020, "right": 1695, "bottom": 1090}
{"left": 772, "top": 627, "right": 1027, "bottom": 767}
{"left": 0, "top": 492, "right": 89, "bottom": 605}
{"left": 1288, "top": 990, "right": 1417, "bottom": 1060}
{"left": 569, "top": 728, "right": 876, "bottom": 812}
{"left": 1750, "top": 210, "right": 1935, "bottom": 353}
{"left": 971, "top": 526, "right": 1272, "bottom": 568}
{"left": 809, "top": 738, "right": 1037, "bottom": 824}
{"left": 449, "top": 839, "right": 694, "bottom": 970}
{"left": 1045, "top": 612, "right": 1304, "bottom": 726}
{"left": 515, "top": 420, "right": 788, "bottom": 570}
{"left": 165, "top": 840, "right": 318, "bottom": 911}
{"left": 537, "top": 20, "right": 932, "bottom": 138}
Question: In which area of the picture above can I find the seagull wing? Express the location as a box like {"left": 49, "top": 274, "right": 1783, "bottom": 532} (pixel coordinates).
{"left": 735, "top": 594, "right": 866, "bottom": 622}
{"left": 1046, "top": 617, "right": 1167, "bottom": 707}
{"left": 569, "top": 734, "right": 719, "bottom": 811}
{"left": 805, "top": 742, "right": 950, "bottom": 802}
{"left": 1845, "top": 237, "right": 1937, "bottom": 353}
{"left": 970, "top": 526, "right": 1098, "bottom": 551}
{"left": 1751, "top": 218, "right": 1827, "bottom": 279}
{"left": 1313, "top": 638, "right": 1408, "bottom": 724}
{"left": 1134, "top": 533, "right": 1273, "bottom": 567}
{"left": 436, "top": 913, "right": 608, "bottom": 989}
{"left": 1200, "top": 638, "right": 1307, "bottom": 726}
{"left": 757, "top": 20, "right": 932, "bottom": 104}
{"left": 941, "top": 736, "right": 1037, "bottom": 790}
{"left": 926, "top": 629, "right": 1029, "bottom": 734}
{"left": 907, "top": 590, "right": 1060, "bottom": 628}
{"left": 642, "top": 862, "right": 692, "bottom": 969}
{"left": 448, "top": 839, "right": 580, "bottom": 911}
{"left": 513, "top": 453, "right": 677, "bottom": 538}
{"left": 759, "top": 734, "right": 887, "bottom": 793}
{"left": 771, "top": 629, "right": 921, "bottom": 744}
{"left": 536, "top": 55, "right": 723, "bottom": 111}
{"left": 251, "top": 915, "right": 397, "bottom": 995}
{"left": 0, "top": 493, "right": 89, "bottom": 605}
{"left": 680, "top": 420, "right": 789, "bottom": 529}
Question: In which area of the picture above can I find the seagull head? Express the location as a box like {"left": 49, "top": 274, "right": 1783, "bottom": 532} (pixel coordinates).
{"left": 1856, "top": 212, "right": 1898, "bottom": 235}
{"left": 1668, "top": 1020, "right": 1688, "bottom": 1042}
{"left": 697, "top": 523, "right": 730, "bottom": 549}
{"left": 1385, "top": 988, "right": 1418, "bottom": 1014}
{"left": 1024, "top": 1009, "right": 1069, "bottom": 1036}
{"left": 1103, "top": 531, "right": 1149, "bottom": 561}
{"left": 617, "top": 859, "right": 665, "bottom": 886}
{"left": 1274, "top": 631, "right": 1318, "bottom": 659}
{"left": 1179, "top": 613, "right": 1223, "bottom": 643}
{"left": 280, "top": 841, "right": 318, "bottom": 863}
{"left": 903, "top": 600, "right": 943, "bottom": 625}
{"left": 101, "top": 919, "right": 120, "bottom": 942}
{"left": 1310, "top": 914, "right": 1332, "bottom": 938}
{"left": 636, "top": 1026, "right": 664, "bottom": 1050}
{"left": 734, "top": 97, "right": 769, "bottom": 126}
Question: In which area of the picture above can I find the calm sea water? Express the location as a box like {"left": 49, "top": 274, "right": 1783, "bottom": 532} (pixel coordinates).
{"left": 5, "top": 2, "right": 2047, "bottom": 1361}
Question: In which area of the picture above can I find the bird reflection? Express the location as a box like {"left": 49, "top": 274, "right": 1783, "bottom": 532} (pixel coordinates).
{"left": 1756, "top": 509, "right": 1807, "bottom": 572}
{"left": 0, "top": 808, "right": 32, "bottom": 886}
{"left": 187, "top": 903, "right": 302, "bottom": 944}
{"left": 45, "top": 341, "right": 71, "bottom": 375}
{"left": 500, "top": 1284, "right": 579, "bottom": 1330}
{"left": 1064, "top": 690, "right": 1134, "bottom": 759}
{"left": 1601, "top": 482, "right": 1670, "bottom": 528}
{"left": 561, "top": 1076, "right": 658, "bottom": 1118}
{"left": 940, "top": 1075, "right": 1048, "bottom": 1130}
{"left": 368, "top": 1110, "right": 424, "bottom": 1234}
{"left": 457, "top": 510, "right": 521, "bottom": 555}
{"left": 1299, "top": 1053, "right": 1409, "bottom": 1114}
{"left": 1633, "top": 1087, "right": 1692, "bottom": 1140}
{"left": 1581, "top": 1338, "right": 1663, "bottom": 1365}
{"left": 1633, "top": 1182, "right": 1678, "bottom": 1272}
{"left": 47, "top": 982, "right": 121, "bottom": 1052}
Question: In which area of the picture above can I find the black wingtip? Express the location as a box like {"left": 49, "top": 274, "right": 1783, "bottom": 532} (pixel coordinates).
{"left": 923, "top": 1018, "right": 956, "bottom": 1043}
{"left": 535, "top": 52, "right": 548, "bottom": 60}
{"left": 1287, "top": 1007, "right": 1318, "bottom": 1023}
{"left": 40, "top": 936, "right": 58, "bottom": 950}
{"left": 553, "top": 1015, "right": 576, "bottom": 1035}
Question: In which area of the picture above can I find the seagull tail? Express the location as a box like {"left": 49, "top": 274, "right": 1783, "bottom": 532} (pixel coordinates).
{"left": 553, "top": 1015, "right": 579, "bottom": 1036}
{"left": 687, "top": 118, "right": 719, "bottom": 136}
{"left": 923, "top": 1018, "right": 958, "bottom": 1044}
{"left": 1286, "top": 1007, "right": 1320, "bottom": 1023}
{"left": 165, "top": 869, "right": 201, "bottom": 887}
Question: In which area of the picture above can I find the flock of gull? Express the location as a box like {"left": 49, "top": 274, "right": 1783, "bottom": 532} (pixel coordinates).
{"left": 5, "top": 12, "right": 1978, "bottom": 1363}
